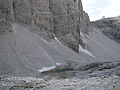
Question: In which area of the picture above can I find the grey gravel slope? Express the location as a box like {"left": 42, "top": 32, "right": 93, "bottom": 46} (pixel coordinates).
{"left": 1, "top": 23, "right": 120, "bottom": 76}
{"left": 0, "top": 24, "right": 89, "bottom": 76}
{"left": 81, "top": 27, "right": 120, "bottom": 62}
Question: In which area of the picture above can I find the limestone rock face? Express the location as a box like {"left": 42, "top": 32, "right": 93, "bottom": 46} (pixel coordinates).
{"left": 13, "top": 0, "right": 54, "bottom": 41}
{"left": 81, "top": 12, "right": 92, "bottom": 34}
{"left": 13, "top": 0, "right": 32, "bottom": 24}
{"left": 0, "top": 0, "right": 90, "bottom": 52}
{"left": 49, "top": 0, "right": 80, "bottom": 52}
{"left": 0, "top": 0, "right": 13, "bottom": 34}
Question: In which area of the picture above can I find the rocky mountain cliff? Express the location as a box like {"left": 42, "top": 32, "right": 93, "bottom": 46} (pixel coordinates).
{"left": 0, "top": 0, "right": 120, "bottom": 90}
{"left": 0, "top": 0, "right": 91, "bottom": 52}
{"left": 0, "top": 0, "right": 93, "bottom": 76}
{"left": 92, "top": 16, "right": 120, "bottom": 43}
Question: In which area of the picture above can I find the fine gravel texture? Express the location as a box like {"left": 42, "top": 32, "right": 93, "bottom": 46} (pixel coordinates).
{"left": 1, "top": 76, "right": 120, "bottom": 90}
{"left": 1, "top": 24, "right": 120, "bottom": 76}
{"left": 0, "top": 61, "right": 120, "bottom": 90}
{"left": 0, "top": 24, "right": 89, "bottom": 76}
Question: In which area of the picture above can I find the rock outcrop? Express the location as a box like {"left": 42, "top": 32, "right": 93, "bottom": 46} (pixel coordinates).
{"left": 92, "top": 16, "right": 120, "bottom": 43}
{"left": 0, "top": 0, "right": 91, "bottom": 52}
{"left": 81, "top": 12, "right": 92, "bottom": 34}
{"left": 49, "top": 0, "right": 79, "bottom": 52}
{"left": 0, "top": 0, "right": 13, "bottom": 34}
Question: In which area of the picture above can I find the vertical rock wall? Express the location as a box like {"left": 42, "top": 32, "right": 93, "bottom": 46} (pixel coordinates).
{"left": 13, "top": 0, "right": 54, "bottom": 41}
{"left": 0, "top": 0, "right": 91, "bottom": 52}
{"left": 80, "top": 12, "right": 92, "bottom": 34}
{"left": 0, "top": 0, "right": 14, "bottom": 34}
{"left": 49, "top": 0, "right": 81, "bottom": 52}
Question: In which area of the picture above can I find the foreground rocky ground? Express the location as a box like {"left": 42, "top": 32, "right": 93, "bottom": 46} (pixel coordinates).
{"left": 0, "top": 61, "right": 120, "bottom": 90}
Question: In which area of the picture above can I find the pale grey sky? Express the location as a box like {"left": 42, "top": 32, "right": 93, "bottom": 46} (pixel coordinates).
{"left": 82, "top": 0, "right": 120, "bottom": 21}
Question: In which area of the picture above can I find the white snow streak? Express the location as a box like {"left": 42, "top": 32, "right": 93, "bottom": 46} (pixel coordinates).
{"left": 54, "top": 36, "right": 63, "bottom": 45}
{"left": 56, "top": 63, "right": 62, "bottom": 66}
{"left": 38, "top": 63, "right": 62, "bottom": 73}
{"left": 79, "top": 45, "right": 96, "bottom": 58}
{"left": 38, "top": 66, "right": 56, "bottom": 73}
{"left": 80, "top": 32, "right": 84, "bottom": 37}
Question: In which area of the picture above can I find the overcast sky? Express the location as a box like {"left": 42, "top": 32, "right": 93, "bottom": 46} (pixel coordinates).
{"left": 82, "top": 0, "right": 120, "bottom": 21}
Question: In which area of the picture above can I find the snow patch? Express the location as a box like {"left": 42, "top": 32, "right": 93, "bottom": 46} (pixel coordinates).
{"left": 79, "top": 45, "right": 96, "bottom": 58}
{"left": 38, "top": 66, "right": 56, "bottom": 73}
{"left": 54, "top": 35, "right": 64, "bottom": 46}
{"left": 56, "top": 63, "right": 62, "bottom": 66}
{"left": 80, "top": 32, "right": 86, "bottom": 43}
{"left": 38, "top": 63, "right": 62, "bottom": 73}
{"left": 80, "top": 32, "right": 84, "bottom": 37}
{"left": 54, "top": 36, "right": 62, "bottom": 44}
